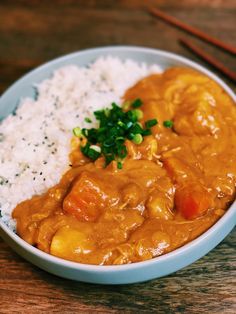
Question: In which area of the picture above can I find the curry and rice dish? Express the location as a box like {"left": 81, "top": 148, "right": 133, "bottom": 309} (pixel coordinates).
{"left": 1, "top": 60, "right": 236, "bottom": 265}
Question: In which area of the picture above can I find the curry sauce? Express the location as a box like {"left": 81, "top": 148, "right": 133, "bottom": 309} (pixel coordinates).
{"left": 13, "top": 67, "right": 236, "bottom": 265}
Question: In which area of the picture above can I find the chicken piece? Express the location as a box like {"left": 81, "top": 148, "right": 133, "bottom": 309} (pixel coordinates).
{"left": 125, "top": 135, "right": 158, "bottom": 160}
{"left": 121, "top": 182, "right": 142, "bottom": 208}
{"left": 173, "top": 88, "right": 220, "bottom": 136}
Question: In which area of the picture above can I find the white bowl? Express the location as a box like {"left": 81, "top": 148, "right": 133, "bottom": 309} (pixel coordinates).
{"left": 0, "top": 46, "right": 235, "bottom": 284}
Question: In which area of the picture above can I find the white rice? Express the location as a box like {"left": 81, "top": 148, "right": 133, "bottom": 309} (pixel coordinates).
{"left": 0, "top": 56, "right": 162, "bottom": 230}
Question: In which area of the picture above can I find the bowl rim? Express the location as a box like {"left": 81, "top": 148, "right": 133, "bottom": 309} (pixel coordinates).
{"left": 0, "top": 45, "right": 235, "bottom": 273}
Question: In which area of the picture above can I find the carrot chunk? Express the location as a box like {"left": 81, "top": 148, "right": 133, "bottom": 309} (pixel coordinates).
{"left": 175, "top": 183, "right": 213, "bottom": 220}
{"left": 63, "top": 172, "right": 105, "bottom": 222}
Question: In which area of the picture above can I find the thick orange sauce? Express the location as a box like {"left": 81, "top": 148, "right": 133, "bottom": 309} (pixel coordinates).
{"left": 13, "top": 67, "right": 236, "bottom": 265}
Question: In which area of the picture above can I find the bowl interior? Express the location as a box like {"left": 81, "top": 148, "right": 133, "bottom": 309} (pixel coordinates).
{"left": 0, "top": 46, "right": 235, "bottom": 284}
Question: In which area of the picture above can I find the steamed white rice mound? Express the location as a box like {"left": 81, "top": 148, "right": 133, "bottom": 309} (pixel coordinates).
{"left": 0, "top": 56, "right": 162, "bottom": 230}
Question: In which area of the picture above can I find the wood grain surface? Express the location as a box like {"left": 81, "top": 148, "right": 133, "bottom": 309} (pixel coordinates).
{"left": 0, "top": 1, "right": 235, "bottom": 313}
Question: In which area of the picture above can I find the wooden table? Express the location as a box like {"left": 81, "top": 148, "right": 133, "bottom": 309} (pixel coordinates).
{"left": 1, "top": 1, "right": 235, "bottom": 313}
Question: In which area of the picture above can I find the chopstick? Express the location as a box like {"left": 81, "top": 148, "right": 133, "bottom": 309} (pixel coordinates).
{"left": 149, "top": 7, "right": 236, "bottom": 55}
{"left": 179, "top": 38, "right": 236, "bottom": 83}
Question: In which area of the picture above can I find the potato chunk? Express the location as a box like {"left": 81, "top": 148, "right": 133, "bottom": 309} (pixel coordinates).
{"left": 146, "top": 190, "right": 174, "bottom": 220}
{"left": 50, "top": 226, "right": 94, "bottom": 259}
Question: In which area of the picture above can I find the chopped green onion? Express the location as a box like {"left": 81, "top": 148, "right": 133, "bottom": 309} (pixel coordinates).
{"left": 117, "top": 161, "right": 123, "bottom": 169}
{"left": 73, "top": 99, "right": 157, "bottom": 168}
{"left": 127, "top": 133, "right": 134, "bottom": 140}
{"left": 127, "top": 110, "right": 138, "bottom": 123}
{"left": 104, "top": 108, "right": 110, "bottom": 117}
{"left": 142, "top": 129, "right": 152, "bottom": 136}
{"left": 133, "top": 109, "right": 143, "bottom": 120}
{"left": 85, "top": 117, "right": 92, "bottom": 123}
{"left": 126, "top": 121, "right": 133, "bottom": 129}
{"left": 116, "top": 136, "right": 125, "bottom": 142}
{"left": 145, "top": 119, "right": 158, "bottom": 128}
{"left": 103, "top": 139, "right": 114, "bottom": 147}
{"left": 87, "top": 148, "right": 101, "bottom": 160}
{"left": 81, "top": 143, "right": 101, "bottom": 161}
{"left": 163, "top": 120, "right": 173, "bottom": 128}
{"left": 122, "top": 101, "right": 131, "bottom": 111}
{"left": 73, "top": 127, "right": 82, "bottom": 137}
{"left": 81, "top": 128, "right": 88, "bottom": 137}
{"left": 118, "top": 120, "right": 126, "bottom": 128}
{"left": 132, "top": 133, "right": 143, "bottom": 144}
{"left": 132, "top": 98, "right": 142, "bottom": 108}
{"left": 129, "top": 123, "right": 143, "bottom": 135}
{"left": 90, "top": 145, "right": 101, "bottom": 153}
{"left": 117, "top": 144, "right": 127, "bottom": 159}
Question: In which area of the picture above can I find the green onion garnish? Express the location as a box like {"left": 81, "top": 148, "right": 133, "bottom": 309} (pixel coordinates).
{"left": 85, "top": 117, "right": 92, "bottom": 123}
{"left": 117, "top": 161, "right": 123, "bottom": 169}
{"left": 73, "top": 127, "right": 82, "bottom": 137}
{"left": 145, "top": 119, "right": 158, "bottom": 128}
{"left": 122, "top": 101, "right": 131, "bottom": 111}
{"left": 74, "top": 99, "right": 157, "bottom": 168}
{"left": 142, "top": 129, "right": 152, "bottom": 136}
{"left": 133, "top": 109, "right": 143, "bottom": 120}
{"left": 81, "top": 143, "right": 101, "bottom": 161}
{"left": 132, "top": 98, "right": 143, "bottom": 108}
{"left": 90, "top": 145, "right": 101, "bottom": 153}
{"left": 163, "top": 120, "right": 173, "bottom": 128}
{"left": 132, "top": 134, "right": 143, "bottom": 144}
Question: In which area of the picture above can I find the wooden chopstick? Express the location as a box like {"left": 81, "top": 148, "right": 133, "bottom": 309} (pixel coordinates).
{"left": 149, "top": 7, "right": 236, "bottom": 55}
{"left": 179, "top": 38, "right": 236, "bottom": 83}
